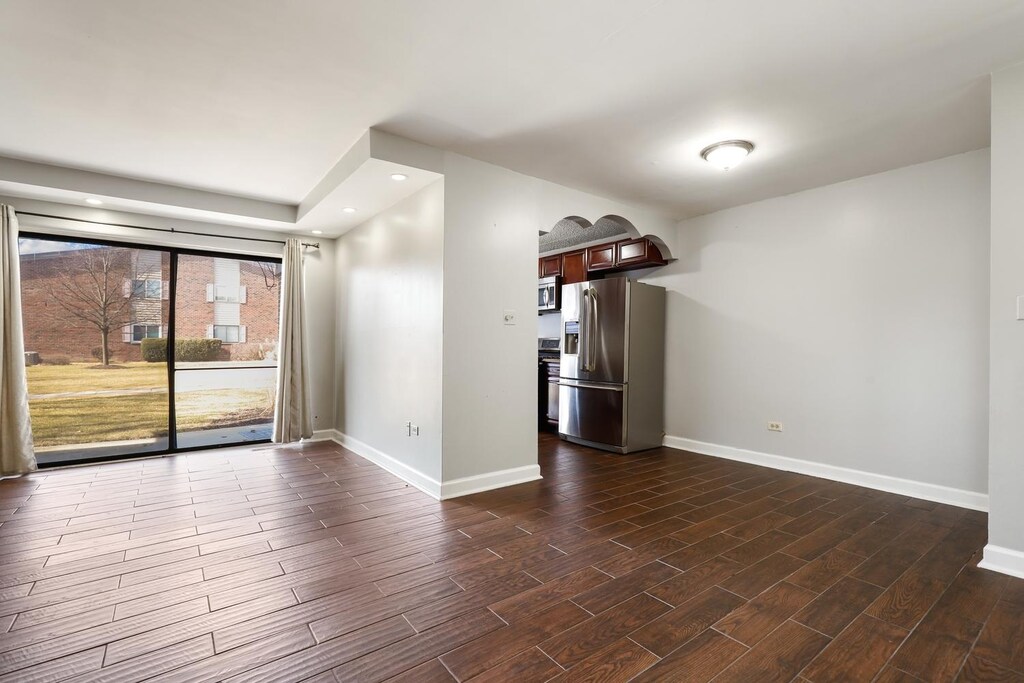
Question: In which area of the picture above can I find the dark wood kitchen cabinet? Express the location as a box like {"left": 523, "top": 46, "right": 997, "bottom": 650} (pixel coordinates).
{"left": 616, "top": 237, "right": 666, "bottom": 268}
{"left": 586, "top": 243, "right": 617, "bottom": 271}
{"left": 561, "top": 249, "right": 587, "bottom": 284}
{"left": 539, "top": 254, "right": 562, "bottom": 278}
{"left": 538, "top": 237, "right": 667, "bottom": 282}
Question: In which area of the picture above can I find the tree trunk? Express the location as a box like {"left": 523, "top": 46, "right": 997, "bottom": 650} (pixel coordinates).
{"left": 100, "top": 329, "right": 110, "bottom": 365}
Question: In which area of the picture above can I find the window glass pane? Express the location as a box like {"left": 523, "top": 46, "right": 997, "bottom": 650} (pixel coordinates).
{"left": 213, "top": 325, "right": 239, "bottom": 342}
{"left": 146, "top": 280, "right": 162, "bottom": 298}
{"left": 18, "top": 237, "right": 170, "bottom": 465}
{"left": 175, "top": 254, "right": 281, "bottom": 449}
{"left": 175, "top": 366, "right": 277, "bottom": 448}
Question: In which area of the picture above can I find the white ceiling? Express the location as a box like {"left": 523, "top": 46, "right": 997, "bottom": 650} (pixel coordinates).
{"left": 1, "top": 0, "right": 1023, "bottom": 220}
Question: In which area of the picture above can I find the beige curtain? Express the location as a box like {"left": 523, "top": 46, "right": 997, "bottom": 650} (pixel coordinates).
{"left": 0, "top": 206, "right": 36, "bottom": 475}
{"left": 272, "top": 238, "right": 313, "bottom": 442}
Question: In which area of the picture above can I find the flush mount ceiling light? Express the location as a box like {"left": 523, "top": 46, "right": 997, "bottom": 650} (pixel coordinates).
{"left": 700, "top": 140, "right": 754, "bottom": 170}
{"left": 311, "top": 230, "right": 323, "bottom": 235}
{"left": 85, "top": 197, "right": 103, "bottom": 205}
{"left": 390, "top": 173, "right": 408, "bottom": 181}
{"left": 342, "top": 207, "right": 357, "bottom": 213}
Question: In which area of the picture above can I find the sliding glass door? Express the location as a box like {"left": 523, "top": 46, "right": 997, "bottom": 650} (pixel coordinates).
{"left": 173, "top": 254, "right": 280, "bottom": 449}
{"left": 18, "top": 233, "right": 281, "bottom": 466}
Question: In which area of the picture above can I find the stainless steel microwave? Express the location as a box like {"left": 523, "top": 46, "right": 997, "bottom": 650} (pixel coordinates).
{"left": 538, "top": 276, "right": 561, "bottom": 312}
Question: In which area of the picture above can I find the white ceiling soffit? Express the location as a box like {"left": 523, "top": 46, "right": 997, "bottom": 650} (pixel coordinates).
{"left": 1, "top": 1, "right": 1024, "bottom": 219}
{"left": 297, "top": 130, "right": 443, "bottom": 234}
{"left": 0, "top": 130, "right": 443, "bottom": 237}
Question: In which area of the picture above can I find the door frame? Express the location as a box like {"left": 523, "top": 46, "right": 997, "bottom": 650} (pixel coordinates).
{"left": 19, "top": 230, "right": 283, "bottom": 468}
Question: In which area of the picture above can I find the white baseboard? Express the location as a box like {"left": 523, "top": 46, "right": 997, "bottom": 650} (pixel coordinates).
{"left": 979, "top": 544, "right": 1024, "bottom": 580}
{"left": 309, "top": 429, "right": 342, "bottom": 442}
{"left": 663, "top": 435, "right": 988, "bottom": 512}
{"left": 319, "top": 431, "right": 542, "bottom": 501}
{"left": 439, "top": 465, "right": 543, "bottom": 500}
{"left": 333, "top": 432, "right": 442, "bottom": 499}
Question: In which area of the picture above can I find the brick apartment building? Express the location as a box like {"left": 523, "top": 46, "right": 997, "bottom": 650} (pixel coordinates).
{"left": 19, "top": 242, "right": 281, "bottom": 363}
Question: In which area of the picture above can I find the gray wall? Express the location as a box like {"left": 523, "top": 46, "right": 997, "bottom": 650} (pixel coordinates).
{"left": 335, "top": 180, "right": 445, "bottom": 482}
{"left": 440, "top": 155, "right": 539, "bottom": 482}
{"left": 987, "top": 63, "right": 1024, "bottom": 558}
{"left": 643, "top": 149, "right": 991, "bottom": 495}
{"left": 440, "top": 152, "right": 677, "bottom": 483}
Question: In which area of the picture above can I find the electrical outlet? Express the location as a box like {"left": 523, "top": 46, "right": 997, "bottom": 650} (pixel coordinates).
{"left": 767, "top": 421, "right": 783, "bottom": 432}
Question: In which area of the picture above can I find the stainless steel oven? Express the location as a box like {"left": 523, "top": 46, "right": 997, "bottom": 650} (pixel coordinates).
{"left": 538, "top": 276, "right": 560, "bottom": 312}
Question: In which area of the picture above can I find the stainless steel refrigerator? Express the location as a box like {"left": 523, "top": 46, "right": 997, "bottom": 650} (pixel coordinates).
{"left": 558, "top": 278, "right": 666, "bottom": 453}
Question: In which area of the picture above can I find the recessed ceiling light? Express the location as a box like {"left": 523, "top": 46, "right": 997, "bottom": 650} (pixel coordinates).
{"left": 700, "top": 140, "right": 754, "bottom": 170}
{"left": 85, "top": 197, "right": 103, "bottom": 205}
{"left": 342, "top": 207, "right": 357, "bottom": 213}
{"left": 311, "top": 230, "right": 323, "bottom": 235}
{"left": 390, "top": 173, "right": 408, "bottom": 181}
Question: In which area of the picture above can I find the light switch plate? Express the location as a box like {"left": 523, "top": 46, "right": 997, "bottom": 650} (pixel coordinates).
{"left": 503, "top": 309, "right": 517, "bottom": 326}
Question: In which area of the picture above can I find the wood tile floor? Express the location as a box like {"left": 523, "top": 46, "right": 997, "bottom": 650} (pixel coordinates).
{"left": 0, "top": 433, "right": 1021, "bottom": 682}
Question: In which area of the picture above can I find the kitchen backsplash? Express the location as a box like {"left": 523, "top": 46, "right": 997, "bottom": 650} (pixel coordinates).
{"left": 537, "top": 311, "right": 561, "bottom": 340}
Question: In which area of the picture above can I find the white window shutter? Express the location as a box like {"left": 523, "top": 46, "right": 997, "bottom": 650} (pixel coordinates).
{"left": 206, "top": 325, "right": 214, "bottom": 339}
{"left": 122, "top": 325, "right": 133, "bottom": 342}
{"left": 161, "top": 281, "right": 169, "bottom": 300}
{"left": 238, "top": 286, "right": 247, "bottom": 304}
{"left": 238, "top": 325, "right": 247, "bottom": 343}
{"left": 123, "top": 279, "right": 132, "bottom": 298}
{"left": 206, "top": 284, "right": 215, "bottom": 303}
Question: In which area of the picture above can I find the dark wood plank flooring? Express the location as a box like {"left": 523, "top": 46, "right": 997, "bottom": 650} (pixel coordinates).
{"left": 0, "top": 433, "right": 1019, "bottom": 682}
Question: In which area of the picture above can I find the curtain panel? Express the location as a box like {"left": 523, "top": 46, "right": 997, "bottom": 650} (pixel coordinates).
{"left": 0, "top": 206, "right": 37, "bottom": 475}
{"left": 272, "top": 238, "right": 313, "bottom": 443}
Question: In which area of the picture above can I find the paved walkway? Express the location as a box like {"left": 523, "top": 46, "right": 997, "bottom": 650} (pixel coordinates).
{"left": 30, "top": 366, "right": 276, "bottom": 400}
{"left": 29, "top": 387, "right": 166, "bottom": 400}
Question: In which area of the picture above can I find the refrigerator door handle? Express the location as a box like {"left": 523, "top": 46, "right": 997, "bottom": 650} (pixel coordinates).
{"left": 558, "top": 379, "right": 624, "bottom": 391}
{"left": 587, "top": 287, "right": 598, "bottom": 372}
{"left": 579, "top": 288, "right": 590, "bottom": 372}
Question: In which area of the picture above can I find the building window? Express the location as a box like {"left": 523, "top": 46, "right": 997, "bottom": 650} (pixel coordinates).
{"left": 213, "top": 325, "right": 242, "bottom": 343}
{"left": 132, "top": 324, "right": 161, "bottom": 343}
{"left": 132, "top": 279, "right": 162, "bottom": 299}
{"left": 206, "top": 284, "right": 246, "bottom": 303}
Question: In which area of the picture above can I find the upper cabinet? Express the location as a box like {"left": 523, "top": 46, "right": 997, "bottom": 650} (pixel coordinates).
{"left": 586, "top": 243, "right": 617, "bottom": 272}
{"left": 540, "top": 237, "right": 666, "bottom": 282}
{"left": 615, "top": 237, "right": 666, "bottom": 269}
{"left": 538, "top": 254, "right": 562, "bottom": 278}
{"left": 561, "top": 250, "right": 587, "bottom": 284}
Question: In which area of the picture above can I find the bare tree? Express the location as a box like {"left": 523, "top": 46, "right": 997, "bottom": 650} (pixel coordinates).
{"left": 256, "top": 261, "right": 282, "bottom": 290}
{"left": 48, "top": 247, "right": 138, "bottom": 365}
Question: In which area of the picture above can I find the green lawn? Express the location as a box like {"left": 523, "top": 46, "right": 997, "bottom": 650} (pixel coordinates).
{"left": 30, "top": 393, "right": 172, "bottom": 445}
{"left": 26, "top": 362, "right": 167, "bottom": 395}
{"left": 25, "top": 362, "right": 275, "bottom": 447}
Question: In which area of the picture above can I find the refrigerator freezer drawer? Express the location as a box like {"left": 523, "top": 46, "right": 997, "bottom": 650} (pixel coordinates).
{"left": 558, "top": 382, "right": 625, "bottom": 448}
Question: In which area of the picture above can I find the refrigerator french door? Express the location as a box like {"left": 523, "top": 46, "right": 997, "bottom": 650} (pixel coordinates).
{"left": 558, "top": 278, "right": 666, "bottom": 453}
